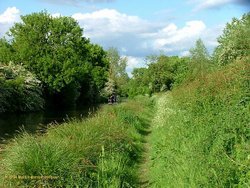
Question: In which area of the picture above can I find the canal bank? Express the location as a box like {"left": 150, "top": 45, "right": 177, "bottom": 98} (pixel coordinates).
{"left": 0, "top": 96, "right": 154, "bottom": 187}
{"left": 0, "top": 105, "right": 97, "bottom": 143}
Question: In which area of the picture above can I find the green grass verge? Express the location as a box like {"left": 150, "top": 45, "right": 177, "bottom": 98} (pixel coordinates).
{"left": 0, "top": 96, "right": 154, "bottom": 187}
{"left": 149, "top": 61, "right": 250, "bottom": 187}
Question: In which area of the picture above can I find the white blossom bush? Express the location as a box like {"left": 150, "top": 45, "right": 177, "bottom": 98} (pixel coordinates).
{"left": 0, "top": 62, "right": 44, "bottom": 112}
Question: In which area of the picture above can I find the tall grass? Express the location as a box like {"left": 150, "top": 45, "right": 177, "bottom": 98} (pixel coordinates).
{"left": 0, "top": 96, "right": 154, "bottom": 187}
{"left": 149, "top": 60, "right": 250, "bottom": 187}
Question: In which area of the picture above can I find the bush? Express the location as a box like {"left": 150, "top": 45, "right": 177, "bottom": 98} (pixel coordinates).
{"left": 0, "top": 62, "right": 44, "bottom": 113}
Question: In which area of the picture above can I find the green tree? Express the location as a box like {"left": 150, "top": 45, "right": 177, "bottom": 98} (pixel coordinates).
{"left": 190, "top": 38, "right": 210, "bottom": 63}
{"left": 127, "top": 67, "right": 151, "bottom": 97}
{"left": 213, "top": 13, "right": 250, "bottom": 65}
{"left": 189, "top": 39, "right": 210, "bottom": 77}
{"left": 78, "top": 43, "right": 109, "bottom": 103}
{"left": 148, "top": 55, "right": 180, "bottom": 92}
{"left": 105, "top": 47, "right": 129, "bottom": 96}
{"left": 172, "top": 57, "right": 190, "bottom": 86}
{"left": 9, "top": 11, "right": 90, "bottom": 92}
{"left": 127, "top": 55, "right": 189, "bottom": 97}
{"left": 0, "top": 38, "right": 15, "bottom": 63}
{"left": 87, "top": 44, "right": 109, "bottom": 91}
{"left": 7, "top": 11, "right": 108, "bottom": 106}
{"left": 101, "top": 78, "right": 116, "bottom": 97}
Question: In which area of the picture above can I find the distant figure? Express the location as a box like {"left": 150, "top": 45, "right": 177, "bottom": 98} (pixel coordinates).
{"left": 108, "top": 93, "right": 116, "bottom": 104}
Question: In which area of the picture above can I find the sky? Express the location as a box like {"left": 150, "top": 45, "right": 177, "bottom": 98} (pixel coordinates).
{"left": 0, "top": 0, "right": 249, "bottom": 74}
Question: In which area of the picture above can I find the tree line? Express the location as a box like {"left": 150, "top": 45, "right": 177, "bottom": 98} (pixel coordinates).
{"left": 0, "top": 11, "right": 111, "bottom": 112}
{"left": 126, "top": 13, "right": 249, "bottom": 97}
{"left": 0, "top": 11, "right": 249, "bottom": 113}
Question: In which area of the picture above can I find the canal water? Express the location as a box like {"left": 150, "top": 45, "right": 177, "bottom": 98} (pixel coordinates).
{"left": 0, "top": 106, "right": 97, "bottom": 143}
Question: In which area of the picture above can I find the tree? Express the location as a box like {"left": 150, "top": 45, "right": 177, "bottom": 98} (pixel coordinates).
{"left": 101, "top": 78, "right": 116, "bottom": 98}
{"left": 190, "top": 38, "right": 210, "bottom": 63}
{"left": 105, "top": 47, "right": 129, "bottom": 96}
{"left": 213, "top": 13, "right": 250, "bottom": 65}
{"left": 9, "top": 11, "right": 90, "bottom": 92}
{"left": 189, "top": 39, "right": 210, "bottom": 77}
{"left": 78, "top": 43, "right": 109, "bottom": 103}
{"left": 7, "top": 11, "right": 109, "bottom": 106}
{"left": 172, "top": 57, "right": 190, "bottom": 86}
{"left": 0, "top": 38, "right": 15, "bottom": 63}
{"left": 148, "top": 55, "right": 185, "bottom": 92}
{"left": 127, "top": 67, "right": 151, "bottom": 97}
{"left": 126, "top": 55, "right": 189, "bottom": 97}
{"left": 87, "top": 44, "right": 109, "bottom": 90}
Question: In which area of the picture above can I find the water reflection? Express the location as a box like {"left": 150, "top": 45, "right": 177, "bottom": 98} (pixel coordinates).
{"left": 0, "top": 106, "right": 96, "bottom": 143}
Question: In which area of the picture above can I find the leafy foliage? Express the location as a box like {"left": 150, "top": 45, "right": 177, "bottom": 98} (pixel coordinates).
{"left": 101, "top": 78, "right": 116, "bottom": 98}
{"left": 0, "top": 62, "right": 44, "bottom": 113}
{"left": 187, "top": 38, "right": 212, "bottom": 79}
{"left": 10, "top": 11, "right": 91, "bottom": 92}
{"left": 127, "top": 55, "right": 190, "bottom": 97}
{"left": 104, "top": 48, "right": 129, "bottom": 97}
{"left": 214, "top": 13, "right": 250, "bottom": 65}
{"left": 1, "top": 11, "right": 109, "bottom": 108}
{"left": 190, "top": 38, "right": 210, "bottom": 63}
{"left": 127, "top": 67, "right": 152, "bottom": 97}
{"left": 0, "top": 38, "right": 16, "bottom": 63}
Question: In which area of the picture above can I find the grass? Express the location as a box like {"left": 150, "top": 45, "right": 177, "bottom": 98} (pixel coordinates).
{"left": 1, "top": 59, "right": 249, "bottom": 187}
{"left": 148, "top": 60, "right": 250, "bottom": 187}
{"left": 0, "top": 96, "right": 154, "bottom": 187}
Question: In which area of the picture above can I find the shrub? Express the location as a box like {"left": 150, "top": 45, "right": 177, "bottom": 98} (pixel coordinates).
{"left": 0, "top": 62, "right": 44, "bottom": 113}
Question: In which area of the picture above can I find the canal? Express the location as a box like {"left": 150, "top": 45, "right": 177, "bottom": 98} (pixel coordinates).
{"left": 0, "top": 106, "right": 97, "bottom": 143}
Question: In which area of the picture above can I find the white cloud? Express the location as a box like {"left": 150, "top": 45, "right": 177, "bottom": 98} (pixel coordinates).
{"left": 199, "top": 24, "right": 224, "bottom": 53}
{"left": 72, "top": 9, "right": 150, "bottom": 38}
{"left": 152, "top": 21, "right": 206, "bottom": 50}
{"left": 125, "top": 56, "right": 145, "bottom": 69}
{"left": 123, "top": 56, "right": 145, "bottom": 77}
{"left": 195, "top": 0, "right": 232, "bottom": 11}
{"left": 0, "top": 7, "right": 20, "bottom": 24}
{"left": 71, "top": 8, "right": 218, "bottom": 59}
{"left": 0, "top": 7, "right": 20, "bottom": 37}
{"left": 139, "top": 20, "right": 209, "bottom": 55}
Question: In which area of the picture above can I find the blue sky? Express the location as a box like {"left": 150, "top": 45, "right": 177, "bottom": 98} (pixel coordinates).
{"left": 0, "top": 0, "right": 249, "bottom": 73}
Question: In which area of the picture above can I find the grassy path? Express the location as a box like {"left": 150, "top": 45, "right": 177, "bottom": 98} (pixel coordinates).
{"left": 137, "top": 102, "right": 155, "bottom": 188}
{"left": 139, "top": 93, "right": 175, "bottom": 187}
{"left": 138, "top": 133, "right": 151, "bottom": 188}
{"left": 139, "top": 61, "right": 250, "bottom": 187}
